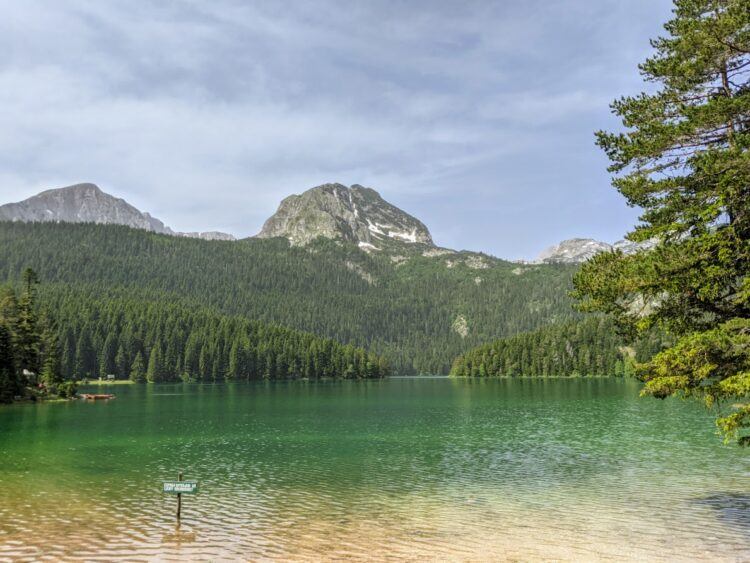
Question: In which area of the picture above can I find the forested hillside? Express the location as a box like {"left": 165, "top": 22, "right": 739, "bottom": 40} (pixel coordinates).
{"left": 45, "top": 289, "right": 389, "bottom": 382}
{"left": 450, "top": 317, "right": 667, "bottom": 378}
{"left": 0, "top": 222, "right": 579, "bottom": 374}
{"left": 0, "top": 273, "right": 387, "bottom": 402}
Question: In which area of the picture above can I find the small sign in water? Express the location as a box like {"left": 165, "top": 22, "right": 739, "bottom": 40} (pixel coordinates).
{"left": 163, "top": 480, "right": 198, "bottom": 494}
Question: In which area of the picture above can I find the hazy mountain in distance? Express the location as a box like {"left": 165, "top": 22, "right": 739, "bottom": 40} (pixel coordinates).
{"left": 534, "top": 237, "right": 656, "bottom": 264}
{"left": 0, "top": 183, "right": 235, "bottom": 241}
{"left": 0, "top": 182, "right": 655, "bottom": 262}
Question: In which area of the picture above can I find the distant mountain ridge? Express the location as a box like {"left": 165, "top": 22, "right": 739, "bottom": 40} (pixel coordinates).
{"left": 0, "top": 183, "right": 235, "bottom": 241}
{"left": 0, "top": 182, "right": 650, "bottom": 261}
{"left": 533, "top": 237, "right": 655, "bottom": 264}
{"left": 257, "top": 183, "right": 434, "bottom": 248}
{"left": 0, "top": 183, "right": 170, "bottom": 232}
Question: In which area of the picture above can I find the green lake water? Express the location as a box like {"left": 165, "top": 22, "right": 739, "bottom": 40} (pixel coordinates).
{"left": 1, "top": 377, "right": 750, "bottom": 561}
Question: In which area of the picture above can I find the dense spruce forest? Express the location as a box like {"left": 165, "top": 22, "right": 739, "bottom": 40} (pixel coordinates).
{"left": 450, "top": 317, "right": 667, "bottom": 378}
{"left": 0, "top": 269, "right": 388, "bottom": 402}
{"left": 0, "top": 221, "right": 580, "bottom": 374}
{"left": 45, "top": 289, "right": 389, "bottom": 382}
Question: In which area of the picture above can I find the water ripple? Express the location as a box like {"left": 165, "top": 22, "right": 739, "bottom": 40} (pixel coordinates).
{"left": 1, "top": 378, "right": 750, "bottom": 561}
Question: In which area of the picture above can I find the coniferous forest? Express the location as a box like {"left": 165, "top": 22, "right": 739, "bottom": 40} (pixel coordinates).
{"left": 0, "top": 267, "right": 388, "bottom": 403}
{"left": 0, "top": 220, "right": 665, "bottom": 401}
{"left": 450, "top": 316, "right": 667, "bottom": 378}
{"left": 45, "top": 291, "right": 390, "bottom": 383}
{"left": 0, "top": 221, "right": 581, "bottom": 375}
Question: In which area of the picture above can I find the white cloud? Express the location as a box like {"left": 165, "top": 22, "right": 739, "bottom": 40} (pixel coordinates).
{"left": 0, "top": 0, "right": 673, "bottom": 256}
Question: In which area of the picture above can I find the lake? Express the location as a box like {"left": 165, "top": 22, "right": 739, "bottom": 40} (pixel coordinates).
{"left": 1, "top": 377, "right": 750, "bottom": 561}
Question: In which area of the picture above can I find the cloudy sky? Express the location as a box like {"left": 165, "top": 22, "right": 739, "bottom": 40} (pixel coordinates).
{"left": 0, "top": 0, "right": 674, "bottom": 259}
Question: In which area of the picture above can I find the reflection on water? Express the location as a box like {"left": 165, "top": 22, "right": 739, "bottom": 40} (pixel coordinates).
{"left": 1, "top": 378, "right": 750, "bottom": 561}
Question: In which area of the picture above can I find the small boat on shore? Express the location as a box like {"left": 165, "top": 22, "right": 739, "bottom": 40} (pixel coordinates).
{"left": 79, "top": 393, "right": 116, "bottom": 400}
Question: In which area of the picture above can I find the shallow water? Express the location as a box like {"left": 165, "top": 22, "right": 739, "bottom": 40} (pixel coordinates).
{"left": 1, "top": 377, "right": 749, "bottom": 561}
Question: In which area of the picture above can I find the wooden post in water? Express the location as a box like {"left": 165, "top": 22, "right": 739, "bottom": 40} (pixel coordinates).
{"left": 176, "top": 471, "right": 183, "bottom": 521}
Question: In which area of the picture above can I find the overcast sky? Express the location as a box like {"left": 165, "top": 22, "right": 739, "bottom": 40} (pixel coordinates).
{"left": 0, "top": 0, "right": 675, "bottom": 259}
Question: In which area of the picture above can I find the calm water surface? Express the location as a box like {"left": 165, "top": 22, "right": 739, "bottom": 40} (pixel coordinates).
{"left": 1, "top": 377, "right": 750, "bottom": 561}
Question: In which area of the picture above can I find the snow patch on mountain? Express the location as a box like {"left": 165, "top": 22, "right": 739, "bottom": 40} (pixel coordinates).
{"left": 256, "top": 183, "right": 433, "bottom": 247}
{"left": 532, "top": 237, "right": 656, "bottom": 264}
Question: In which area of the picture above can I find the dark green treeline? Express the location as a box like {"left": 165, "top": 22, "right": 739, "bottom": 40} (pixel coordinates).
{"left": 0, "top": 273, "right": 388, "bottom": 402}
{"left": 450, "top": 317, "right": 666, "bottom": 377}
{"left": 44, "top": 290, "right": 389, "bottom": 382}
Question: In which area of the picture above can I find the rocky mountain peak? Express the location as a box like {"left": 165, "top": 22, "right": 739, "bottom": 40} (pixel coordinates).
{"left": 0, "top": 182, "right": 173, "bottom": 233}
{"left": 0, "top": 183, "right": 235, "bottom": 241}
{"left": 256, "top": 183, "right": 434, "bottom": 247}
{"left": 534, "top": 237, "right": 656, "bottom": 264}
{"left": 535, "top": 238, "right": 612, "bottom": 264}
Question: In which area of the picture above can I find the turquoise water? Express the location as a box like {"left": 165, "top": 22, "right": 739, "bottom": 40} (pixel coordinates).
{"left": 1, "top": 377, "right": 749, "bottom": 560}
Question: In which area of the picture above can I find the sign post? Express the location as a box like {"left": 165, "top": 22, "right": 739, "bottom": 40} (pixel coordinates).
{"left": 176, "top": 472, "right": 182, "bottom": 520}
{"left": 163, "top": 472, "right": 199, "bottom": 521}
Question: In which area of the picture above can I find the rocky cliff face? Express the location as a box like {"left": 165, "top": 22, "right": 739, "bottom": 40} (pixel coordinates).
{"left": 535, "top": 237, "right": 655, "bottom": 264}
{"left": 0, "top": 183, "right": 235, "bottom": 241}
{"left": 256, "top": 183, "right": 433, "bottom": 248}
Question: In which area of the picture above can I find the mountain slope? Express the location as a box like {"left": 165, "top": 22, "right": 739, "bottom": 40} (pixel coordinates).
{"left": 0, "top": 183, "right": 235, "bottom": 241}
{"left": 257, "top": 183, "right": 433, "bottom": 247}
{"left": 0, "top": 221, "right": 579, "bottom": 374}
{"left": 0, "top": 182, "right": 602, "bottom": 375}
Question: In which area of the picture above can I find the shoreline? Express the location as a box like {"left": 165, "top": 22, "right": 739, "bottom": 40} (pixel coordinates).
{"left": 81, "top": 379, "right": 135, "bottom": 386}
{"left": 1, "top": 375, "right": 633, "bottom": 406}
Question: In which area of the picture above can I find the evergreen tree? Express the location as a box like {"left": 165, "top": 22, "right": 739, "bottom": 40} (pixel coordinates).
{"left": 114, "top": 345, "right": 128, "bottom": 378}
{"left": 0, "top": 286, "right": 18, "bottom": 327}
{"left": 183, "top": 333, "right": 201, "bottom": 381}
{"left": 99, "top": 333, "right": 117, "bottom": 378}
{"left": 40, "top": 335, "right": 63, "bottom": 389}
{"left": 74, "top": 326, "right": 96, "bottom": 379}
{"left": 15, "top": 267, "right": 40, "bottom": 375}
{"left": 130, "top": 351, "right": 146, "bottom": 383}
{"left": 60, "top": 328, "right": 76, "bottom": 378}
{"left": 227, "top": 337, "right": 243, "bottom": 380}
{"left": 0, "top": 324, "right": 20, "bottom": 403}
{"left": 164, "top": 330, "right": 181, "bottom": 382}
{"left": 146, "top": 344, "right": 164, "bottom": 383}
{"left": 198, "top": 343, "right": 212, "bottom": 381}
{"left": 574, "top": 0, "right": 750, "bottom": 443}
